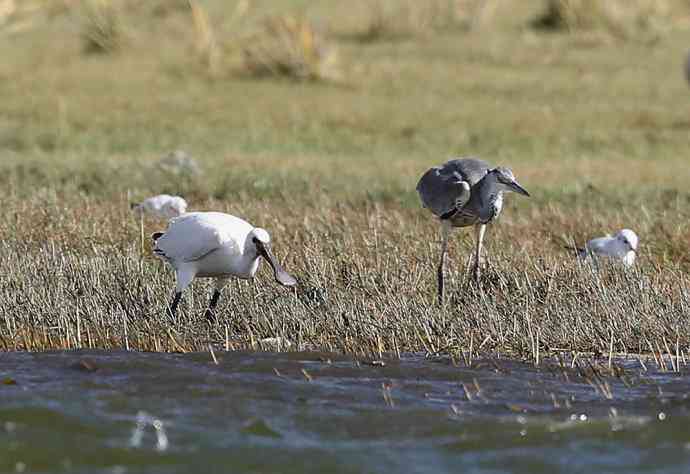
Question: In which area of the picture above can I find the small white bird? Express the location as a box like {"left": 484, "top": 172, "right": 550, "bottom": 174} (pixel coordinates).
{"left": 151, "top": 212, "right": 297, "bottom": 320}
{"left": 570, "top": 229, "right": 639, "bottom": 267}
{"left": 131, "top": 194, "right": 188, "bottom": 220}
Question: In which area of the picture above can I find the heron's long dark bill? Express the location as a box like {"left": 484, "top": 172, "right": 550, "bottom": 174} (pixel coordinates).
{"left": 510, "top": 181, "right": 530, "bottom": 197}
{"left": 257, "top": 243, "right": 297, "bottom": 287}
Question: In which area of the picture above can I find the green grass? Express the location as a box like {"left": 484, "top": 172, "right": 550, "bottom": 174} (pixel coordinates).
{"left": 1, "top": 0, "right": 690, "bottom": 359}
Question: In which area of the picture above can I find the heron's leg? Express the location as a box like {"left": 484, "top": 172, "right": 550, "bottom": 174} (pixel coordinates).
{"left": 473, "top": 224, "right": 487, "bottom": 282}
{"left": 205, "top": 278, "right": 230, "bottom": 322}
{"left": 437, "top": 220, "right": 452, "bottom": 306}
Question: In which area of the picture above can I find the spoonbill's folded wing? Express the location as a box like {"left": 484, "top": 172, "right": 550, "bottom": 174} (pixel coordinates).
{"left": 155, "top": 212, "right": 234, "bottom": 262}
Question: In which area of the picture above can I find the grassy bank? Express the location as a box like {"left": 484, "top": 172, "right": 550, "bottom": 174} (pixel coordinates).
{"left": 1, "top": 0, "right": 690, "bottom": 358}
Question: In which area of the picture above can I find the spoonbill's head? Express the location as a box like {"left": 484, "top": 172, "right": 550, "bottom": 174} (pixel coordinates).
{"left": 252, "top": 228, "right": 271, "bottom": 244}
{"left": 615, "top": 229, "right": 638, "bottom": 252}
{"left": 251, "top": 228, "right": 297, "bottom": 287}
{"left": 491, "top": 167, "right": 530, "bottom": 197}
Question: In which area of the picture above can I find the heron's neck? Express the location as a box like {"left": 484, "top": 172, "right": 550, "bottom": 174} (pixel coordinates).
{"left": 473, "top": 172, "right": 501, "bottom": 222}
{"left": 475, "top": 172, "right": 500, "bottom": 201}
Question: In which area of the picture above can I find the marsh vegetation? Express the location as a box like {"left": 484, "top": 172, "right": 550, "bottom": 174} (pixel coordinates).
{"left": 1, "top": 0, "right": 690, "bottom": 359}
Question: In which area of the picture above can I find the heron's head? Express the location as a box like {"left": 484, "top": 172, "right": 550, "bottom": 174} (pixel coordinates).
{"left": 615, "top": 229, "right": 638, "bottom": 252}
{"left": 491, "top": 167, "right": 530, "bottom": 197}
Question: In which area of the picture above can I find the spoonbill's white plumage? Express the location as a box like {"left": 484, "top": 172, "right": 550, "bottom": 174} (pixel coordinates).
{"left": 132, "top": 194, "right": 188, "bottom": 220}
{"left": 572, "top": 229, "right": 638, "bottom": 267}
{"left": 152, "top": 212, "right": 297, "bottom": 320}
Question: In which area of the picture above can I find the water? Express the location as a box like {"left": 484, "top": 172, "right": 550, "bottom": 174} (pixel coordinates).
{"left": 1, "top": 350, "right": 690, "bottom": 473}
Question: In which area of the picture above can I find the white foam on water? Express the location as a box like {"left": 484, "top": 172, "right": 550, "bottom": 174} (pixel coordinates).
{"left": 129, "top": 411, "right": 169, "bottom": 452}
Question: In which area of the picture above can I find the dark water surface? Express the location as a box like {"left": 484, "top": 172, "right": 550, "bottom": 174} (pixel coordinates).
{"left": 1, "top": 350, "right": 690, "bottom": 473}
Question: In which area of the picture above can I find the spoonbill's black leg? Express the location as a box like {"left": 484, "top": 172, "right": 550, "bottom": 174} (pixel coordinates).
{"left": 204, "top": 289, "right": 222, "bottom": 322}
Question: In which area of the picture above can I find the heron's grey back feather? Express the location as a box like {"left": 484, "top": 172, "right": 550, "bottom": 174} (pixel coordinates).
{"left": 416, "top": 157, "right": 492, "bottom": 217}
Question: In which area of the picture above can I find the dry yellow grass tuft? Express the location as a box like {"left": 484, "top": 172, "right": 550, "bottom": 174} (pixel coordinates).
{"left": 343, "top": 0, "right": 477, "bottom": 42}
{"left": 81, "top": 0, "right": 124, "bottom": 54}
{"left": 189, "top": 0, "right": 221, "bottom": 74}
{"left": 532, "top": 0, "right": 672, "bottom": 41}
{"left": 240, "top": 15, "right": 340, "bottom": 81}
{"left": 0, "top": 0, "right": 74, "bottom": 33}
{"left": 0, "top": 0, "right": 16, "bottom": 26}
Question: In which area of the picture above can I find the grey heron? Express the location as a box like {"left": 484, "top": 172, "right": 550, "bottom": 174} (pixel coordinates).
{"left": 416, "top": 157, "right": 530, "bottom": 304}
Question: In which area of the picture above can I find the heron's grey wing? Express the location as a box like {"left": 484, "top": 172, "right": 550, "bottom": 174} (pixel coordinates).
{"left": 441, "top": 157, "right": 492, "bottom": 185}
{"left": 416, "top": 166, "right": 471, "bottom": 217}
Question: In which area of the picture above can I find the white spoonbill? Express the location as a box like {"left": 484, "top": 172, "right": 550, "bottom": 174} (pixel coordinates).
{"left": 131, "top": 194, "right": 188, "bottom": 220}
{"left": 569, "top": 229, "right": 639, "bottom": 267}
{"left": 151, "top": 212, "right": 297, "bottom": 320}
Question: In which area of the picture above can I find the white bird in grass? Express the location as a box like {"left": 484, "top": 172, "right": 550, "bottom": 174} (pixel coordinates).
{"left": 151, "top": 212, "right": 297, "bottom": 320}
{"left": 569, "top": 229, "right": 639, "bottom": 267}
{"left": 131, "top": 194, "right": 188, "bottom": 220}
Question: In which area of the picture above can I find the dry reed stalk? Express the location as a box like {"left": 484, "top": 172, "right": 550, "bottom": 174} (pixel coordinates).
{"left": 208, "top": 344, "right": 218, "bottom": 364}
{"left": 189, "top": 0, "right": 220, "bottom": 74}
{"left": 301, "top": 368, "right": 313, "bottom": 382}
{"left": 663, "top": 336, "right": 677, "bottom": 372}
